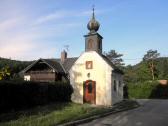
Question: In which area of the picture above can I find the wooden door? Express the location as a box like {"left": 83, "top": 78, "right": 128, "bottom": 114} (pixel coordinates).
{"left": 83, "top": 80, "right": 96, "bottom": 104}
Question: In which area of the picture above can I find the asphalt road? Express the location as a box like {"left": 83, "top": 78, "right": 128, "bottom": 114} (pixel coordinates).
{"left": 79, "top": 99, "right": 168, "bottom": 126}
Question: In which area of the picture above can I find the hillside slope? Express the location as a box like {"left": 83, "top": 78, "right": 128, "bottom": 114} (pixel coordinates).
{"left": 0, "top": 57, "right": 32, "bottom": 76}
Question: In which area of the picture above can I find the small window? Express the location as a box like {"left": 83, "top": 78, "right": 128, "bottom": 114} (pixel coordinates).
{"left": 88, "top": 83, "right": 92, "bottom": 93}
{"left": 86, "top": 61, "right": 93, "bottom": 69}
{"left": 114, "top": 80, "right": 116, "bottom": 91}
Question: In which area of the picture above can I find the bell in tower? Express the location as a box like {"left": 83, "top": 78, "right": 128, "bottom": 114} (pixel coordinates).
{"left": 84, "top": 7, "right": 103, "bottom": 54}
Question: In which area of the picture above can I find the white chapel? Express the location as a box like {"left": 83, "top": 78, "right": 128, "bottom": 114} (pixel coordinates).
{"left": 70, "top": 8, "right": 124, "bottom": 106}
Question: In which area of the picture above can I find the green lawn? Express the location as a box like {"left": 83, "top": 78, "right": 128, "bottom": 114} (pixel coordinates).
{"left": 0, "top": 102, "right": 111, "bottom": 126}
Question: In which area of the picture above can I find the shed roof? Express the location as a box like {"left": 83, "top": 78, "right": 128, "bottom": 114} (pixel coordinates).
{"left": 21, "top": 57, "right": 78, "bottom": 74}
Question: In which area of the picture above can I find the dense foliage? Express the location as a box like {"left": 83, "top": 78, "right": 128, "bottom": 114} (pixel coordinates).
{"left": 155, "top": 57, "right": 168, "bottom": 79}
{"left": 127, "top": 81, "right": 168, "bottom": 99}
{"left": 0, "top": 81, "right": 73, "bottom": 113}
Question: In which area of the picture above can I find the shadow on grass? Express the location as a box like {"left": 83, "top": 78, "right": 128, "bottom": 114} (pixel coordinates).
{"left": 0, "top": 102, "right": 70, "bottom": 123}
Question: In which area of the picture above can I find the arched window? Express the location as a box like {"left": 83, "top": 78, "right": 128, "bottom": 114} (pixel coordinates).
{"left": 88, "top": 39, "right": 93, "bottom": 49}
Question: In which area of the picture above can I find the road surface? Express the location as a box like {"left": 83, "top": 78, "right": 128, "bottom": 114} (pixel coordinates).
{"left": 79, "top": 99, "right": 168, "bottom": 126}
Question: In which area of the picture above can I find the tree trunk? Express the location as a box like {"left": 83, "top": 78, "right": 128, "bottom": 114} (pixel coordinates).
{"left": 151, "top": 66, "right": 155, "bottom": 80}
{"left": 149, "top": 60, "right": 155, "bottom": 80}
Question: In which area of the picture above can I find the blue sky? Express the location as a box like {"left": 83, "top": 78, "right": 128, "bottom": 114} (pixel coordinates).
{"left": 0, "top": 0, "right": 168, "bottom": 65}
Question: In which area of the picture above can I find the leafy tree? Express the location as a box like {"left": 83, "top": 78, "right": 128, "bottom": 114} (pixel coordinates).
{"left": 136, "top": 62, "right": 151, "bottom": 81}
{"left": 143, "top": 50, "right": 160, "bottom": 80}
{"left": 0, "top": 66, "right": 11, "bottom": 80}
{"left": 124, "top": 65, "right": 136, "bottom": 83}
{"left": 105, "top": 50, "right": 124, "bottom": 67}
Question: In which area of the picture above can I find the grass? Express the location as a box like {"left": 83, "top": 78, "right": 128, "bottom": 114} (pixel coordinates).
{"left": 0, "top": 102, "right": 112, "bottom": 126}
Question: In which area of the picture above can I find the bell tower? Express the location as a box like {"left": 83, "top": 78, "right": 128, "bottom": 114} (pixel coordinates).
{"left": 84, "top": 7, "right": 103, "bottom": 54}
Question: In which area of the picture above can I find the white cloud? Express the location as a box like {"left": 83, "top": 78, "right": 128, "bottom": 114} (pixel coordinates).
{"left": 33, "top": 11, "right": 67, "bottom": 25}
{"left": 0, "top": 18, "right": 21, "bottom": 32}
{"left": 32, "top": 9, "right": 106, "bottom": 25}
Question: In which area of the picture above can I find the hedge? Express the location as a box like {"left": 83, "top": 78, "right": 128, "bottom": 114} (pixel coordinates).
{"left": 127, "top": 81, "right": 168, "bottom": 99}
{"left": 0, "top": 81, "right": 73, "bottom": 113}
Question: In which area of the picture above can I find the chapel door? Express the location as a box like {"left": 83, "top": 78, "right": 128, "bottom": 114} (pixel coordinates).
{"left": 83, "top": 80, "right": 96, "bottom": 104}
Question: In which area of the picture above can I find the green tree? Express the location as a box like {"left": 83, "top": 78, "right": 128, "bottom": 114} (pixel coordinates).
{"left": 143, "top": 50, "right": 160, "bottom": 80}
{"left": 136, "top": 62, "right": 151, "bottom": 81}
{"left": 0, "top": 66, "right": 11, "bottom": 80}
{"left": 156, "top": 58, "right": 168, "bottom": 79}
{"left": 124, "top": 62, "right": 151, "bottom": 83}
{"left": 124, "top": 65, "right": 136, "bottom": 83}
{"left": 105, "top": 50, "right": 124, "bottom": 67}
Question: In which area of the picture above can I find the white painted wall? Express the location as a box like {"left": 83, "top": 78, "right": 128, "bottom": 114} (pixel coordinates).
{"left": 24, "top": 75, "right": 30, "bottom": 81}
{"left": 70, "top": 51, "right": 113, "bottom": 106}
{"left": 111, "top": 72, "right": 124, "bottom": 104}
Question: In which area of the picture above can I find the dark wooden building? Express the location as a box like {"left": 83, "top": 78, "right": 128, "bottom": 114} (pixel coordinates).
{"left": 21, "top": 51, "right": 77, "bottom": 82}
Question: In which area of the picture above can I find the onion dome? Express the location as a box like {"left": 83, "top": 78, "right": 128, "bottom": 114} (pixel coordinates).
{"left": 87, "top": 7, "right": 100, "bottom": 33}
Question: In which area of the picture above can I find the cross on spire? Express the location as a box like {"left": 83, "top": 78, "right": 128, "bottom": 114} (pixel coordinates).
{"left": 92, "top": 5, "right": 95, "bottom": 19}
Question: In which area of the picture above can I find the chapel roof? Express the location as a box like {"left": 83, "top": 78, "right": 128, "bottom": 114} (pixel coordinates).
{"left": 62, "top": 57, "right": 78, "bottom": 72}
{"left": 100, "top": 54, "right": 124, "bottom": 75}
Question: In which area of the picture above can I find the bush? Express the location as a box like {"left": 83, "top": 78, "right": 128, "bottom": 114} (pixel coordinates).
{"left": 127, "top": 81, "right": 168, "bottom": 99}
{"left": 0, "top": 81, "right": 73, "bottom": 113}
